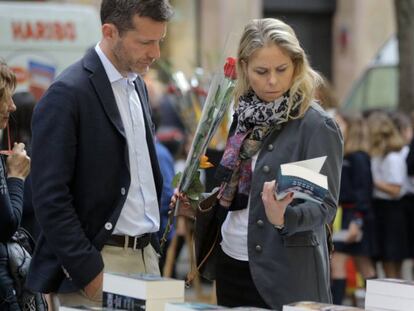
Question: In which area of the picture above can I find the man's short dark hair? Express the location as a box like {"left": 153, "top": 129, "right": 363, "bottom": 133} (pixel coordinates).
{"left": 101, "top": 0, "right": 174, "bottom": 34}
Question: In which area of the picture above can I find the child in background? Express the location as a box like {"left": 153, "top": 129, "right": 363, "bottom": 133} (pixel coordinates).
{"left": 368, "top": 111, "right": 409, "bottom": 278}
{"left": 331, "top": 112, "right": 377, "bottom": 305}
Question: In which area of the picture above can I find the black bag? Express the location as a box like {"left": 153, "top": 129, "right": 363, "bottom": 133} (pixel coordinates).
{"left": 6, "top": 228, "right": 47, "bottom": 311}
{"left": 194, "top": 189, "right": 227, "bottom": 281}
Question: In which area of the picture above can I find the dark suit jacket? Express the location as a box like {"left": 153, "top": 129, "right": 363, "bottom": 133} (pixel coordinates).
{"left": 26, "top": 49, "right": 163, "bottom": 293}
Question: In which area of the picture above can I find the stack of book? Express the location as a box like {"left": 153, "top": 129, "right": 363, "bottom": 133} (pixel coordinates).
{"left": 365, "top": 278, "right": 414, "bottom": 311}
{"left": 102, "top": 272, "right": 185, "bottom": 311}
{"left": 282, "top": 301, "right": 365, "bottom": 310}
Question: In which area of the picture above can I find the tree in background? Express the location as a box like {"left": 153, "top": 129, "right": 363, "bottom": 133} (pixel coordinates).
{"left": 395, "top": 0, "right": 414, "bottom": 113}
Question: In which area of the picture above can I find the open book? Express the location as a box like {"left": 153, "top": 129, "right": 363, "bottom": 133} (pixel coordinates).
{"left": 276, "top": 156, "right": 328, "bottom": 204}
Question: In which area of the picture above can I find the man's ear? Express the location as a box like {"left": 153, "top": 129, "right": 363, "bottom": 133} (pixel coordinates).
{"left": 102, "top": 23, "right": 118, "bottom": 42}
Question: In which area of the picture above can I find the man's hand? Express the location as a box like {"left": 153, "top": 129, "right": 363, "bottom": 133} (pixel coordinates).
{"left": 83, "top": 270, "right": 103, "bottom": 300}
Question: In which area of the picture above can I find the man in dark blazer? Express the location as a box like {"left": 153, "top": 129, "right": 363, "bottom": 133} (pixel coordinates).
{"left": 26, "top": 0, "right": 174, "bottom": 308}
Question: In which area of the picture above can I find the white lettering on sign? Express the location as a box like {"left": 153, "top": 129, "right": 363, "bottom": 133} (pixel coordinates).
{"left": 11, "top": 21, "right": 77, "bottom": 41}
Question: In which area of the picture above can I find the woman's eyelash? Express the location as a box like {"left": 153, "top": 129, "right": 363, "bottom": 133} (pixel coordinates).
{"left": 256, "top": 67, "right": 287, "bottom": 74}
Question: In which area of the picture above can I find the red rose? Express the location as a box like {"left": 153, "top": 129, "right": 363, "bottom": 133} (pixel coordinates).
{"left": 223, "top": 57, "right": 237, "bottom": 80}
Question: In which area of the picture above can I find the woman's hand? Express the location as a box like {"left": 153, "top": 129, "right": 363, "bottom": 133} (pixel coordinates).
{"left": 169, "top": 189, "right": 195, "bottom": 219}
{"left": 345, "top": 221, "right": 363, "bottom": 243}
{"left": 262, "top": 180, "right": 294, "bottom": 227}
{"left": 6, "top": 142, "right": 30, "bottom": 181}
{"left": 169, "top": 189, "right": 191, "bottom": 210}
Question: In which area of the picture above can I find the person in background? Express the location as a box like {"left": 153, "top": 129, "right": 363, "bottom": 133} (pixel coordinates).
{"left": 367, "top": 111, "right": 409, "bottom": 278}
{"left": 315, "top": 75, "right": 339, "bottom": 113}
{"left": 0, "top": 61, "right": 31, "bottom": 310}
{"left": 172, "top": 18, "right": 343, "bottom": 310}
{"left": 331, "top": 112, "right": 377, "bottom": 305}
{"left": 0, "top": 91, "right": 39, "bottom": 240}
{"left": 143, "top": 70, "right": 176, "bottom": 273}
{"left": 26, "top": 0, "right": 174, "bottom": 309}
{"left": 1, "top": 92, "right": 36, "bottom": 154}
{"left": 392, "top": 112, "right": 414, "bottom": 276}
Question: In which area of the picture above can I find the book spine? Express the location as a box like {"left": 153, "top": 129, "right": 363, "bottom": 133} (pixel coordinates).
{"left": 103, "top": 292, "right": 146, "bottom": 311}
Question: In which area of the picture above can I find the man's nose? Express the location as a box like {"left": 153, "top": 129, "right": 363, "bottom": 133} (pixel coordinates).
{"left": 148, "top": 42, "right": 161, "bottom": 60}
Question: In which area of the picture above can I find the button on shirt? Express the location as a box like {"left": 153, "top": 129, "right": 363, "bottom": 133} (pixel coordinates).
{"left": 95, "top": 43, "right": 159, "bottom": 236}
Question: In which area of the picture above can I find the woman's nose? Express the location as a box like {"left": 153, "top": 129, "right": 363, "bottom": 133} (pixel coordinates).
{"left": 8, "top": 97, "right": 16, "bottom": 112}
{"left": 268, "top": 72, "right": 277, "bottom": 86}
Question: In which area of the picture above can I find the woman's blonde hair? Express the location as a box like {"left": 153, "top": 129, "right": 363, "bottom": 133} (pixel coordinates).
{"left": 234, "top": 18, "right": 322, "bottom": 119}
{"left": 339, "top": 113, "right": 370, "bottom": 155}
{"left": 367, "top": 111, "right": 405, "bottom": 157}
{"left": 0, "top": 60, "right": 16, "bottom": 103}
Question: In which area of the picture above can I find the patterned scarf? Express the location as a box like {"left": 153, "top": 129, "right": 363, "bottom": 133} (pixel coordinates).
{"left": 218, "top": 91, "right": 300, "bottom": 210}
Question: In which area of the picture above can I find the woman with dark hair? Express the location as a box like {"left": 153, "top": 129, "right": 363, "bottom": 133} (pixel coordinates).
{"left": 0, "top": 61, "right": 31, "bottom": 310}
{"left": 1, "top": 91, "right": 38, "bottom": 240}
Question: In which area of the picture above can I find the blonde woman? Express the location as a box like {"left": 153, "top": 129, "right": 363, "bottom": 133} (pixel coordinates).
{"left": 173, "top": 18, "right": 343, "bottom": 309}
{"left": 331, "top": 113, "right": 377, "bottom": 305}
{"left": 368, "top": 111, "right": 409, "bottom": 278}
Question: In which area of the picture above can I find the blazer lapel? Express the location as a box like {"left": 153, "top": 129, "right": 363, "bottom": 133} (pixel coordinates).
{"left": 83, "top": 49, "right": 126, "bottom": 139}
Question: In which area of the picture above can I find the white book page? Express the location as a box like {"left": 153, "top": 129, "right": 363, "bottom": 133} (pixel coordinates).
{"left": 284, "top": 156, "right": 327, "bottom": 173}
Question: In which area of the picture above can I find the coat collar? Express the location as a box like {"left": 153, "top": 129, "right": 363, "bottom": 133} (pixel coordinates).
{"left": 83, "top": 48, "right": 126, "bottom": 139}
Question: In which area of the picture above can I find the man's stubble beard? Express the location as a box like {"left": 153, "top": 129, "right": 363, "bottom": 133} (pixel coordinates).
{"left": 113, "top": 40, "right": 132, "bottom": 74}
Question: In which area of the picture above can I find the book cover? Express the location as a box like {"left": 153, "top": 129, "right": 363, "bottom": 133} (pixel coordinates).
{"left": 103, "top": 292, "right": 183, "bottom": 311}
{"left": 365, "top": 292, "right": 414, "bottom": 311}
{"left": 366, "top": 278, "right": 414, "bottom": 299}
{"left": 282, "top": 301, "right": 366, "bottom": 310}
{"left": 103, "top": 272, "right": 185, "bottom": 300}
{"left": 276, "top": 156, "right": 328, "bottom": 204}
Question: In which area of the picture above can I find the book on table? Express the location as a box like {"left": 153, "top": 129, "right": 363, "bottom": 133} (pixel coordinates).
{"left": 366, "top": 278, "right": 414, "bottom": 299}
{"left": 276, "top": 156, "right": 328, "bottom": 204}
{"left": 282, "top": 301, "right": 367, "bottom": 310}
{"left": 365, "top": 278, "right": 414, "bottom": 310}
{"left": 102, "top": 272, "right": 185, "bottom": 311}
{"left": 365, "top": 292, "right": 414, "bottom": 311}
